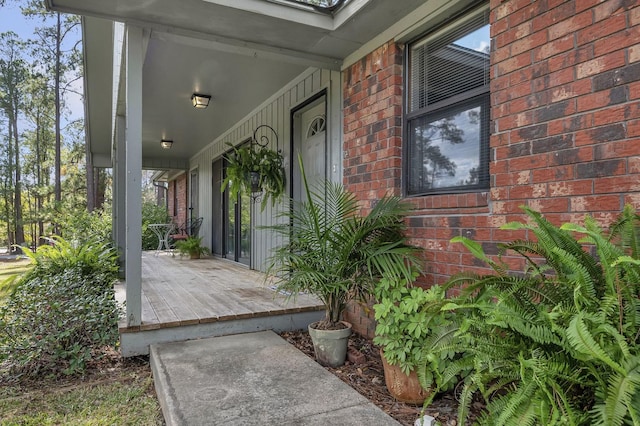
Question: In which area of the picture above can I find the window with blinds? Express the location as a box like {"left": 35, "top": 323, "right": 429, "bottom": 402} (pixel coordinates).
{"left": 405, "top": 4, "right": 490, "bottom": 196}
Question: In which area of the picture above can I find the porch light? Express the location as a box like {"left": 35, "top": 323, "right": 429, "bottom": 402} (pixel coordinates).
{"left": 191, "top": 93, "right": 211, "bottom": 109}
{"left": 160, "top": 139, "right": 173, "bottom": 149}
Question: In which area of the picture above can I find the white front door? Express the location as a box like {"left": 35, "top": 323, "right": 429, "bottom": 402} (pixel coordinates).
{"left": 293, "top": 99, "right": 326, "bottom": 202}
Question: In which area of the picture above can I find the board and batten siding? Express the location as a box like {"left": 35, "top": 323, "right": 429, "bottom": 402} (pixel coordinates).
{"left": 190, "top": 67, "right": 342, "bottom": 272}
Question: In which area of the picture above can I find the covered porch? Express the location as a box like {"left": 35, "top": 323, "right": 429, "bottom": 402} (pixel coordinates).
{"left": 116, "top": 252, "right": 324, "bottom": 356}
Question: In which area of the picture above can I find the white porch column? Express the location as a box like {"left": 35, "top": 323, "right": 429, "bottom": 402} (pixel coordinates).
{"left": 113, "top": 115, "right": 127, "bottom": 275}
{"left": 124, "top": 25, "right": 143, "bottom": 327}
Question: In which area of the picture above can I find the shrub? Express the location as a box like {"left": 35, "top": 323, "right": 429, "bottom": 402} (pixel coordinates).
{"left": 22, "top": 236, "right": 119, "bottom": 280}
{"left": 427, "top": 206, "right": 640, "bottom": 425}
{"left": 142, "top": 202, "right": 171, "bottom": 250}
{"left": 373, "top": 272, "right": 458, "bottom": 386}
{"left": 175, "top": 236, "right": 210, "bottom": 258}
{"left": 55, "top": 205, "right": 113, "bottom": 244}
{"left": 0, "top": 237, "right": 121, "bottom": 378}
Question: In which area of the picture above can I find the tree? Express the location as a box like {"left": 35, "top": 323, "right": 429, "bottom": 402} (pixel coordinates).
{"left": 21, "top": 2, "right": 81, "bottom": 231}
{"left": 22, "top": 72, "right": 55, "bottom": 244}
{"left": 0, "top": 31, "right": 28, "bottom": 248}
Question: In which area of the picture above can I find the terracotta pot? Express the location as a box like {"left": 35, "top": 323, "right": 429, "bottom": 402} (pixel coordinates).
{"left": 308, "top": 321, "right": 352, "bottom": 367}
{"left": 380, "top": 349, "right": 430, "bottom": 404}
{"left": 189, "top": 252, "right": 200, "bottom": 260}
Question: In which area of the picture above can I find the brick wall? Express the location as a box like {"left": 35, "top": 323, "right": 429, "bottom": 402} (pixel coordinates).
{"left": 342, "top": 42, "right": 404, "bottom": 337}
{"left": 342, "top": 0, "right": 640, "bottom": 337}
{"left": 167, "top": 174, "right": 188, "bottom": 228}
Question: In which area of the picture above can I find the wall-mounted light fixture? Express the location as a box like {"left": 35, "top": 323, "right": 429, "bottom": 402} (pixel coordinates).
{"left": 160, "top": 139, "right": 173, "bottom": 149}
{"left": 191, "top": 93, "right": 211, "bottom": 109}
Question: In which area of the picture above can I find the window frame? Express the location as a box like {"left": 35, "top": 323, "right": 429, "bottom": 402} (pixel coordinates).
{"left": 403, "top": 3, "right": 490, "bottom": 198}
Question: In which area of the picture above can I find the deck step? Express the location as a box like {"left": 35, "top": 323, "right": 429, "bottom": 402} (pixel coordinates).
{"left": 119, "top": 309, "right": 323, "bottom": 357}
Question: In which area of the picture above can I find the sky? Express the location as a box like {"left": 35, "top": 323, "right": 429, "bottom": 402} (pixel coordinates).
{"left": 0, "top": 2, "right": 85, "bottom": 125}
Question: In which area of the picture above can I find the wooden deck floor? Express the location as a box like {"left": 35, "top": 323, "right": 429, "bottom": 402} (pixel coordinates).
{"left": 118, "top": 251, "right": 324, "bottom": 333}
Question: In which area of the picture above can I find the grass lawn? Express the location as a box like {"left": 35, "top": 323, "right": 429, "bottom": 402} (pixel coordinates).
{"left": 0, "top": 258, "right": 32, "bottom": 303}
{"left": 0, "top": 260, "right": 164, "bottom": 425}
{"left": 0, "top": 359, "right": 163, "bottom": 426}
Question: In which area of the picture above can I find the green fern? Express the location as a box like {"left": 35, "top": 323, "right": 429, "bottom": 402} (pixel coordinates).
{"left": 434, "top": 206, "right": 640, "bottom": 425}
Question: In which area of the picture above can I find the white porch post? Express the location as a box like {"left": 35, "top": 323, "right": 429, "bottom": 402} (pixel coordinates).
{"left": 113, "top": 115, "right": 127, "bottom": 275}
{"left": 125, "top": 25, "right": 143, "bottom": 327}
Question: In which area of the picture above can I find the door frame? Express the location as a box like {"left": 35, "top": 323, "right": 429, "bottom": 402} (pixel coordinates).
{"left": 289, "top": 89, "right": 328, "bottom": 200}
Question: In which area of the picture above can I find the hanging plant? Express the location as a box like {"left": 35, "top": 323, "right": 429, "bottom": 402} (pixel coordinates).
{"left": 221, "top": 126, "right": 285, "bottom": 210}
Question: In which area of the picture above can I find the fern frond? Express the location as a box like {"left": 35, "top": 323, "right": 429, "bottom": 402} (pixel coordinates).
{"left": 591, "top": 358, "right": 640, "bottom": 426}
{"left": 566, "top": 314, "right": 624, "bottom": 374}
{"left": 608, "top": 204, "right": 640, "bottom": 258}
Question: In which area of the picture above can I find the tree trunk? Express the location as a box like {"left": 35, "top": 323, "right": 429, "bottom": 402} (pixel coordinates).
{"left": 95, "top": 168, "right": 106, "bottom": 210}
{"left": 53, "top": 12, "right": 62, "bottom": 234}
{"left": 36, "top": 112, "right": 44, "bottom": 244}
{"left": 12, "top": 111, "right": 24, "bottom": 246}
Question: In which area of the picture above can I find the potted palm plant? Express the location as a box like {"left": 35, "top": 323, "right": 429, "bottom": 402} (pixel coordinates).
{"left": 266, "top": 156, "right": 421, "bottom": 367}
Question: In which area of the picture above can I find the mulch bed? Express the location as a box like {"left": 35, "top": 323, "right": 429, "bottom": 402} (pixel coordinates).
{"left": 279, "top": 330, "right": 482, "bottom": 426}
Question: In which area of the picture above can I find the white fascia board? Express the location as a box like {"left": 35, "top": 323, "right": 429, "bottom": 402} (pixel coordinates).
{"left": 341, "top": 0, "right": 472, "bottom": 70}
{"left": 332, "top": 0, "right": 372, "bottom": 30}
{"left": 201, "top": 0, "right": 333, "bottom": 29}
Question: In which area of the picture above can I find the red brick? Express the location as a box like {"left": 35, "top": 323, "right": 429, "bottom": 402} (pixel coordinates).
{"left": 532, "top": 2, "right": 576, "bottom": 33}
{"left": 534, "top": 34, "right": 574, "bottom": 61}
{"left": 593, "top": 0, "right": 630, "bottom": 22}
{"left": 496, "top": 52, "right": 533, "bottom": 76}
{"left": 576, "top": 51, "right": 626, "bottom": 79}
{"left": 595, "top": 176, "right": 640, "bottom": 193}
{"left": 631, "top": 5, "right": 640, "bottom": 26}
{"left": 594, "top": 27, "right": 640, "bottom": 57}
{"left": 594, "top": 140, "right": 640, "bottom": 160}
{"left": 548, "top": 11, "right": 593, "bottom": 40}
{"left": 532, "top": 166, "right": 574, "bottom": 184}
{"left": 570, "top": 195, "right": 622, "bottom": 212}
{"left": 548, "top": 46, "right": 594, "bottom": 73}
{"left": 577, "top": 87, "right": 628, "bottom": 113}
{"left": 574, "top": 0, "right": 600, "bottom": 14}
{"left": 509, "top": 183, "right": 547, "bottom": 199}
{"left": 629, "top": 119, "right": 640, "bottom": 136}
{"left": 577, "top": 13, "right": 626, "bottom": 46}
{"left": 548, "top": 180, "right": 594, "bottom": 197}
{"left": 527, "top": 197, "right": 570, "bottom": 213}
{"left": 627, "top": 156, "right": 640, "bottom": 173}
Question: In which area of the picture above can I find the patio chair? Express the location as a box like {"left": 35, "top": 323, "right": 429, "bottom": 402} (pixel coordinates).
{"left": 170, "top": 217, "right": 203, "bottom": 243}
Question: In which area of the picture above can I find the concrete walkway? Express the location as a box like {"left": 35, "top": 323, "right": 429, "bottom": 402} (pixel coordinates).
{"left": 150, "top": 331, "right": 400, "bottom": 425}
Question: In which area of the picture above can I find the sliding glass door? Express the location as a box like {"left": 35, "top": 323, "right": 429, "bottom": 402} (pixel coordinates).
{"left": 218, "top": 152, "right": 251, "bottom": 266}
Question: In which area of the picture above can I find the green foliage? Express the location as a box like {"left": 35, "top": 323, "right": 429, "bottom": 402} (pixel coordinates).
{"left": 21, "top": 235, "right": 119, "bottom": 279}
{"left": 266, "top": 155, "right": 421, "bottom": 328}
{"left": 175, "top": 236, "right": 210, "bottom": 258}
{"left": 0, "top": 236, "right": 121, "bottom": 377}
{"left": 431, "top": 206, "right": 640, "bottom": 426}
{"left": 373, "top": 271, "right": 459, "bottom": 394}
{"left": 221, "top": 143, "right": 285, "bottom": 211}
{"left": 141, "top": 201, "right": 170, "bottom": 250}
{"left": 54, "top": 205, "right": 112, "bottom": 244}
{"left": 0, "top": 260, "right": 32, "bottom": 304}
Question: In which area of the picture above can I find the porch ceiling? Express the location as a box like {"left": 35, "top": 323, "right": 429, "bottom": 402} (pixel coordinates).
{"left": 47, "top": 0, "right": 428, "bottom": 168}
